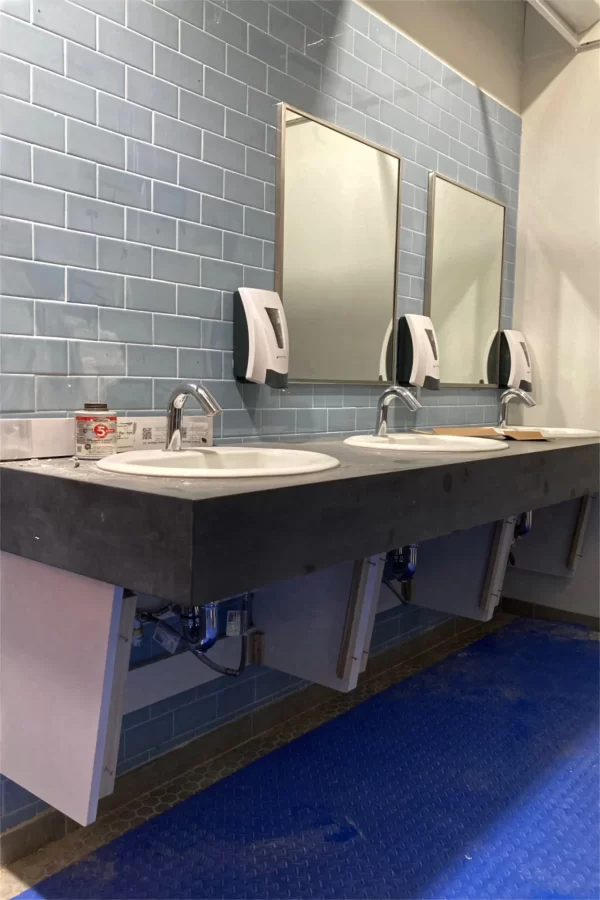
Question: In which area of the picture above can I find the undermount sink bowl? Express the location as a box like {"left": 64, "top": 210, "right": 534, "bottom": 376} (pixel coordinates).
{"left": 344, "top": 433, "right": 507, "bottom": 453}
{"left": 97, "top": 447, "right": 340, "bottom": 478}
{"left": 495, "top": 426, "right": 599, "bottom": 439}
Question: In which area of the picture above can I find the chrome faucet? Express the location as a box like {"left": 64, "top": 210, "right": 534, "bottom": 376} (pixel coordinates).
{"left": 499, "top": 387, "right": 536, "bottom": 427}
{"left": 376, "top": 385, "right": 422, "bottom": 436}
{"left": 165, "top": 382, "right": 223, "bottom": 450}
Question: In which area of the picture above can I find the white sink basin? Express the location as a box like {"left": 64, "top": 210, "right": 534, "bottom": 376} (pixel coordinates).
{"left": 97, "top": 447, "right": 340, "bottom": 478}
{"left": 344, "top": 433, "right": 507, "bottom": 453}
{"left": 496, "top": 426, "right": 599, "bottom": 439}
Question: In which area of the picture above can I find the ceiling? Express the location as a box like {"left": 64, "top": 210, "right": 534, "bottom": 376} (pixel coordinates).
{"left": 545, "top": 0, "right": 600, "bottom": 34}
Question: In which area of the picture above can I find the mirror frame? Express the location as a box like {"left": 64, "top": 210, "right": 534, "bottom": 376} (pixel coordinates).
{"left": 424, "top": 171, "right": 506, "bottom": 389}
{"left": 276, "top": 102, "right": 403, "bottom": 385}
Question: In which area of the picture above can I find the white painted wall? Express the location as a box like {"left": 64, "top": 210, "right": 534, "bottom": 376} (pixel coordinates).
{"left": 361, "top": 0, "right": 525, "bottom": 112}
{"left": 512, "top": 10, "right": 600, "bottom": 430}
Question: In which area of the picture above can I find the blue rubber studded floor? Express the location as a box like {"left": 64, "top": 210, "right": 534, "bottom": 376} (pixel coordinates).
{"left": 18, "top": 619, "right": 599, "bottom": 900}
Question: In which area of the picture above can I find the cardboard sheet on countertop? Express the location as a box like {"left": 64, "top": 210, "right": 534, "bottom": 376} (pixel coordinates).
{"left": 426, "top": 427, "right": 548, "bottom": 441}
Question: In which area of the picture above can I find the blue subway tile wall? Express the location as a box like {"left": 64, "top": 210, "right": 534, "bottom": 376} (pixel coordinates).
{"left": 0, "top": 0, "right": 520, "bottom": 836}
{"left": 0, "top": 0, "right": 520, "bottom": 425}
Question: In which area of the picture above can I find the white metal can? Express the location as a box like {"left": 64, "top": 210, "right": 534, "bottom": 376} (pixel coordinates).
{"left": 75, "top": 403, "right": 118, "bottom": 459}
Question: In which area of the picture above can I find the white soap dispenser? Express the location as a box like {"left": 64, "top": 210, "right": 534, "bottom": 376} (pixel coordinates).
{"left": 396, "top": 314, "right": 440, "bottom": 390}
{"left": 233, "top": 288, "right": 289, "bottom": 389}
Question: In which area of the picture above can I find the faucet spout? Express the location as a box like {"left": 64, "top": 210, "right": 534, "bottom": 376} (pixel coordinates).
{"left": 165, "top": 382, "right": 223, "bottom": 450}
{"left": 499, "top": 387, "right": 536, "bottom": 427}
{"left": 376, "top": 385, "right": 422, "bottom": 436}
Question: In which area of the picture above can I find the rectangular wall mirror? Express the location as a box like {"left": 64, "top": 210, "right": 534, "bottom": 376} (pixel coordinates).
{"left": 277, "top": 104, "right": 401, "bottom": 384}
{"left": 425, "top": 173, "right": 505, "bottom": 387}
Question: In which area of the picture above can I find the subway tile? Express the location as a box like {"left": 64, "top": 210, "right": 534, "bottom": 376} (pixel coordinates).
{"left": 352, "top": 83, "right": 379, "bottom": 117}
{"left": 68, "top": 2, "right": 123, "bottom": 24}
{"left": 202, "top": 195, "right": 243, "bottom": 234}
{"left": 100, "top": 375, "right": 152, "bottom": 409}
{"left": 469, "top": 147, "right": 488, "bottom": 175}
{"left": 126, "top": 276, "right": 176, "bottom": 313}
{"left": 179, "top": 91, "right": 225, "bottom": 136}
{"left": 0, "top": 374, "right": 34, "bottom": 410}
{"left": 246, "top": 147, "right": 275, "bottom": 183}
{"left": 0, "top": 53, "right": 30, "bottom": 101}
{"left": 202, "top": 257, "right": 243, "bottom": 292}
{"left": 0, "top": 0, "right": 30, "bottom": 22}
{"left": 99, "top": 307, "right": 152, "bottom": 343}
{"left": 200, "top": 378, "right": 243, "bottom": 410}
{"left": 296, "top": 408, "right": 326, "bottom": 432}
{"left": 402, "top": 205, "right": 426, "bottom": 233}
{"left": 458, "top": 164, "right": 477, "bottom": 190}
{"left": 0, "top": 137, "right": 31, "bottom": 180}
{"left": 401, "top": 249, "right": 425, "bottom": 277}
{"left": 217, "top": 678, "right": 255, "bottom": 718}
{"left": 125, "top": 712, "right": 173, "bottom": 758}
{"left": 223, "top": 232, "right": 262, "bottom": 267}
{"left": 153, "top": 248, "right": 199, "bottom": 285}
{"left": 403, "top": 159, "right": 428, "bottom": 188}
{"left": 395, "top": 32, "right": 420, "bottom": 68}
{"left": 264, "top": 182, "right": 275, "bottom": 212}
{"left": 287, "top": 0, "right": 322, "bottom": 33}
{"left": 66, "top": 41, "right": 125, "bottom": 96}
{"left": 0, "top": 258, "right": 65, "bottom": 299}
{"left": 172, "top": 696, "right": 217, "bottom": 739}
{"left": 33, "top": 0, "right": 96, "bottom": 47}
{"left": 243, "top": 265, "right": 273, "bottom": 290}
{"left": 263, "top": 240, "right": 274, "bottom": 269}
{"left": 441, "top": 65, "right": 463, "bottom": 99}
{"left": 415, "top": 142, "right": 437, "bottom": 171}
{"left": 99, "top": 165, "right": 151, "bottom": 209}
{"left": 98, "top": 18, "right": 153, "bottom": 73}
{"left": 98, "top": 93, "right": 152, "bottom": 141}
{"left": 0, "top": 13, "right": 64, "bottom": 74}
{"left": 0, "top": 296, "right": 33, "bottom": 333}
{"left": 178, "top": 347, "right": 222, "bottom": 379}
{"left": 338, "top": 103, "right": 365, "bottom": 137}
{"left": 228, "top": 0, "right": 268, "bottom": 30}
{"left": 205, "top": 67, "right": 247, "bottom": 114}
{"left": 153, "top": 182, "right": 200, "bottom": 224}
{"left": 35, "top": 300, "right": 98, "bottom": 339}
{"left": 180, "top": 20, "right": 226, "bottom": 73}
{"left": 154, "top": 313, "right": 201, "bottom": 348}
{"left": 224, "top": 171, "right": 263, "bottom": 209}
{"left": 225, "top": 109, "right": 265, "bottom": 150}
{"left": 126, "top": 208, "right": 177, "bottom": 249}
{"left": 366, "top": 67, "right": 393, "bottom": 103}
{"left": 67, "top": 195, "right": 125, "bottom": 238}
{"left": 178, "top": 220, "right": 222, "bottom": 258}
{"left": 69, "top": 339, "right": 126, "bottom": 374}
{"left": 127, "top": 68, "right": 177, "bottom": 117}
{"left": 205, "top": 1, "right": 247, "bottom": 51}
{"left": 321, "top": 68, "right": 352, "bottom": 106}
{"left": 269, "top": 5, "right": 304, "bottom": 50}
{"left": 126, "top": 0, "right": 179, "bottom": 49}
{"left": 33, "top": 148, "right": 95, "bottom": 197}
{"left": 154, "top": 44, "right": 203, "bottom": 94}
{"left": 154, "top": 0, "right": 203, "bottom": 28}
{"left": 0, "top": 177, "right": 64, "bottom": 226}
{"left": 177, "top": 285, "right": 221, "bottom": 319}
{"left": 381, "top": 48, "right": 406, "bottom": 83}
{"left": 288, "top": 47, "right": 321, "bottom": 90}
{"left": 392, "top": 130, "right": 416, "bottom": 160}
{"left": 353, "top": 31, "right": 381, "bottom": 69}
{"left": 154, "top": 114, "right": 202, "bottom": 160}
{"left": 68, "top": 268, "right": 125, "bottom": 308}
{"left": 203, "top": 131, "right": 245, "bottom": 176}
{"left": 328, "top": 406, "right": 355, "bottom": 431}
{"left": 226, "top": 45, "right": 266, "bottom": 93}
{"left": 419, "top": 49, "right": 442, "bottom": 83}
{"left": 418, "top": 96, "right": 439, "bottom": 127}
{"left": 0, "top": 95, "right": 64, "bottom": 151}
{"left": 98, "top": 237, "right": 151, "bottom": 276}
{"left": 67, "top": 119, "right": 125, "bottom": 168}
{"left": 36, "top": 374, "right": 98, "bottom": 410}
{"left": 247, "top": 86, "right": 279, "bottom": 125}
{"left": 34, "top": 225, "right": 96, "bottom": 268}
{"left": 0, "top": 335, "right": 67, "bottom": 374}
{"left": 127, "top": 140, "right": 177, "bottom": 184}
{"left": 438, "top": 153, "right": 458, "bottom": 180}
{"left": 221, "top": 407, "right": 258, "bottom": 436}
{"left": 244, "top": 207, "right": 274, "bottom": 240}
{"left": 394, "top": 83, "right": 418, "bottom": 115}
{"left": 428, "top": 125, "right": 450, "bottom": 154}
{"left": 179, "top": 157, "right": 223, "bottom": 197}
{"left": 0, "top": 216, "right": 31, "bottom": 258}
{"left": 337, "top": 48, "right": 366, "bottom": 87}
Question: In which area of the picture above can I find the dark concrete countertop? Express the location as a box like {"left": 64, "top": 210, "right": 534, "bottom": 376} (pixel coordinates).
{"left": 1, "top": 437, "right": 598, "bottom": 604}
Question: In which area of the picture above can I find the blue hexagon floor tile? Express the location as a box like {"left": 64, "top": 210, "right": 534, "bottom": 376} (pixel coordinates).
{"left": 18, "top": 619, "right": 599, "bottom": 899}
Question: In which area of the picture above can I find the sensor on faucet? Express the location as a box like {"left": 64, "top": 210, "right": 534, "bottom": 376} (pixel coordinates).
{"left": 165, "top": 382, "right": 223, "bottom": 451}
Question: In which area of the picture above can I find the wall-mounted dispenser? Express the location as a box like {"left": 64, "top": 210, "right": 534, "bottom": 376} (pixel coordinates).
{"left": 396, "top": 314, "right": 440, "bottom": 390}
{"left": 495, "top": 329, "right": 533, "bottom": 391}
{"left": 233, "top": 288, "right": 289, "bottom": 389}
